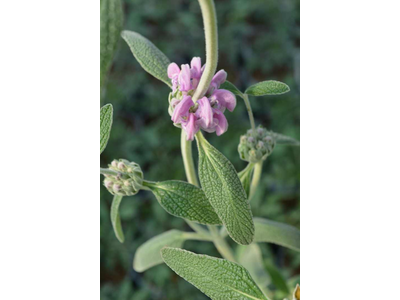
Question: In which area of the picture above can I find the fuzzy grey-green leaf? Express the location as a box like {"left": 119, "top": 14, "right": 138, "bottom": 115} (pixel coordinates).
{"left": 254, "top": 218, "right": 300, "bottom": 251}
{"left": 271, "top": 132, "right": 300, "bottom": 146}
{"left": 100, "top": 0, "right": 123, "bottom": 88}
{"left": 245, "top": 81, "right": 290, "bottom": 96}
{"left": 110, "top": 195, "right": 124, "bottom": 243}
{"left": 145, "top": 181, "right": 222, "bottom": 225}
{"left": 220, "top": 80, "right": 243, "bottom": 96}
{"left": 134, "top": 230, "right": 186, "bottom": 272}
{"left": 100, "top": 104, "right": 113, "bottom": 154}
{"left": 161, "top": 247, "right": 268, "bottom": 300}
{"left": 121, "top": 30, "right": 171, "bottom": 87}
{"left": 196, "top": 133, "right": 254, "bottom": 245}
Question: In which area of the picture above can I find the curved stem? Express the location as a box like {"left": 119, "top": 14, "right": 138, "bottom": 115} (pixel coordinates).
{"left": 181, "top": 130, "right": 200, "bottom": 187}
{"left": 208, "top": 226, "right": 236, "bottom": 262}
{"left": 192, "top": 0, "right": 218, "bottom": 102}
{"left": 249, "top": 161, "right": 263, "bottom": 200}
{"left": 243, "top": 93, "right": 256, "bottom": 131}
{"left": 183, "top": 232, "right": 214, "bottom": 242}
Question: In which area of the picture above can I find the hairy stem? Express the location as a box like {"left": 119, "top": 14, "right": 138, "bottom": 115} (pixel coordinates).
{"left": 242, "top": 93, "right": 256, "bottom": 131}
{"left": 192, "top": 0, "right": 218, "bottom": 102}
{"left": 249, "top": 161, "right": 263, "bottom": 200}
{"left": 181, "top": 130, "right": 200, "bottom": 187}
{"left": 183, "top": 232, "right": 214, "bottom": 242}
{"left": 208, "top": 226, "right": 236, "bottom": 262}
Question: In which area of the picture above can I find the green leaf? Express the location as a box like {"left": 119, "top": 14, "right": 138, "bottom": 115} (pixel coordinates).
{"left": 263, "top": 260, "right": 289, "bottom": 294}
{"left": 100, "top": 0, "right": 123, "bottom": 88}
{"left": 161, "top": 247, "right": 268, "bottom": 300}
{"left": 134, "top": 230, "right": 186, "bottom": 272}
{"left": 121, "top": 30, "right": 171, "bottom": 88}
{"left": 145, "top": 181, "right": 221, "bottom": 225}
{"left": 100, "top": 104, "right": 113, "bottom": 154}
{"left": 271, "top": 132, "right": 300, "bottom": 146}
{"left": 245, "top": 81, "right": 290, "bottom": 96}
{"left": 110, "top": 195, "right": 124, "bottom": 243}
{"left": 220, "top": 80, "right": 243, "bottom": 96}
{"left": 254, "top": 218, "right": 300, "bottom": 251}
{"left": 196, "top": 132, "right": 254, "bottom": 245}
{"left": 237, "top": 244, "right": 270, "bottom": 288}
{"left": 238, "top": 163, "right": 255, "bottom": 198}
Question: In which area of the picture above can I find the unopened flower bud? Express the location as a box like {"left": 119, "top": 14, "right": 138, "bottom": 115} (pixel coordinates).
{"left": 238, "top": 125, "right": 276, "bottom": 163}
{"left": 118, "top": 162, "right": 126, "bottom": 171}
{"left": 103, "top": 159, "right": 144, "bottom": 196}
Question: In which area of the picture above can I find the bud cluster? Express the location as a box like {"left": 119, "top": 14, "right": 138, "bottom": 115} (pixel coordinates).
{"left": 238, "top": 126, "right": 276, "bottom": 163}
{"left": 103, "top": 159, "right": 143, "bottom": 196}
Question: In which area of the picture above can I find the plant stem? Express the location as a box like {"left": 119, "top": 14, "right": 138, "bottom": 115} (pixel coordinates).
{"left": 208, "top": 226, "right": 236, "bottom": 262}
{"left": 249, "top": 161, "right": 263, "bottom": 200}
{"left": 181, "top": 130, "right": 200, "bottom": 187}
{"left": 192, "top": 0, "right": 218, "bottom": 102}
{"left": 183, "top": 232, "right": 214, "bottom": 242}
{"left": 242, "top": 93, "right": 256, "bottom": 131}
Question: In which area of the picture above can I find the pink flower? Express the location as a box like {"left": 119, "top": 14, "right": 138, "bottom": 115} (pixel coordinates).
{"left": 182, "top": 113, "right": 199, "bottom": 141}
{"left": 171, "top": 95, "right": 194, "bottom": 124}
{"left": 167, "top": 57, "right": 236, "bottom": 140}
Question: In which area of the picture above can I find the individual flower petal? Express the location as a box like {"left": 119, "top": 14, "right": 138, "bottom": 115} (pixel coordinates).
{"left": 190, "top": 57, "right": 202, "bottom": 79}
{"left": 211, "top": 89, "right": 237, "bottom": 112}
{"left": 179, "top": 64, "right": 192, "bottom": 91}
{"left": 211, "top": 70, "right": 227, "bottom": 88}
{"left": 171, "top": 96, "right": 194, "bottom": 124}
{"left": 168, "top": 63, "right": 180, "bottom": 79}
{"left": 182, "top": 113, "right": 199, "bottom": 141}
{"left": 213, "top": 109, "right": 228, "bottom": 136}
{"left": 196, "top": 97, "right": 213, "bottom": 128}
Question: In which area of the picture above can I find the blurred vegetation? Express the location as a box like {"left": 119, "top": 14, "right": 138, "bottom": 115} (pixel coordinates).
{"left": 100, "top": 0, "right": 299, "bottom": 299}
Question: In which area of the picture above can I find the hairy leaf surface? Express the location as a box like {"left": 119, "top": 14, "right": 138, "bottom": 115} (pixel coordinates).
{"left": 134, "top": 230, "right": 186, "bottom": 272}
{"left": 121, "top": 30, "right": 171, "bottom": 87}
{"left": 245, "top": 81, "right": 290, "bottom": 96}
{"left": 254, "top": 218, "right": 300, "bottom": 251}
{"left": 100, "top": 104, "right": 113, "bottom": 154}
{"left": 196, "top": 133, "right": 254, "bottom": 245}
{"left": 110, "top": 195, "right": 124, "bottom": 243}
{"left": 146, "top": 181, "right": 221, "bottom": 225}
{"left": 100, "top": 0, "right": 123, "bottom": 88}
{"left": 161, "top": 247, "right": 268, "bottom": 300}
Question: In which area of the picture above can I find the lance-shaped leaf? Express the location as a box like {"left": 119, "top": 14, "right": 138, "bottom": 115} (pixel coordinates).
{"left": 110, "top": 195, "right": 124, "bottom": 243}
{"left": 121, "top": 30, "right": 171, "bottom": 88}
{"left": 238, "top": 163, "right": 255, "bottom": 198}
{"left": 196, "top": 132, "right": 254, "bottom": 245}
{"left": 245, "top": 81, "right": 290, "bottom": 96}
{"left": 237, "top": 244, "right": 270, "bottom": 288}
{"left": 161, "top": 247, "right": 268, "bottom": 300}
{"left": 263, "top": 260, "right": 289, "bottom": 294}
{"left": 220, "top": 80, "right": 243, "bottom": 97}
{"left": 100, "top": 0, "right": 123, "bottom": 88}
{"left": 254, "top": 218, "right": 300, "bottom": 251}
{"left": 134, "top": 230, "right": 186, "bottom": 272}
{"left": 100, "top": 104, "right": 113, "bottom": 154}
{"left": 144, "top": 181, "right": 222, "bottom": 225}
{"left": 270, "top": 132, "right": 300, "bottom": 146}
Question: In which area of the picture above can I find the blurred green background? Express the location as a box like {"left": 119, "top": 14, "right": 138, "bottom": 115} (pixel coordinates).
{"left": 100, "top": 0, "right": 299, "bottom": 299}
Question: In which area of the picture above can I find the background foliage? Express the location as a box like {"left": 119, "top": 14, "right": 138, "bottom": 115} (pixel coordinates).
{"left": 100, "top": 0, "right": 300, "bottom": 299}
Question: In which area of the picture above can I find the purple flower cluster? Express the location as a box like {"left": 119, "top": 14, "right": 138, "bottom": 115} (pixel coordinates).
{"left": 168, "top": 57, "right": 236, "bottom": 141}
